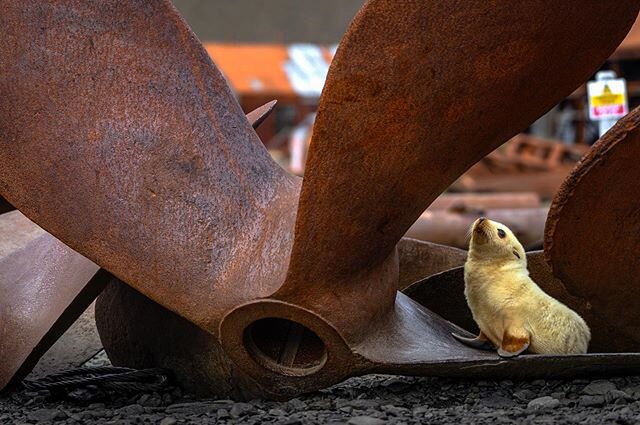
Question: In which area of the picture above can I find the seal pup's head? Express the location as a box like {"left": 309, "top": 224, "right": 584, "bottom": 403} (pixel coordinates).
{"left": 469, "top": 218, "right": 526, "bottom": 265}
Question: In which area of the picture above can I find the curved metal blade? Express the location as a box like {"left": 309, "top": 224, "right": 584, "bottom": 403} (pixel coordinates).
{"left": 247, "top": 100, "right": 278, "bottom": 130}
{"left": 283, "top": 0, "right": 639, "bottom": 288}
{"left": 0, "top": 211, "right": 103, "bottom": 391}
{"left": 0, "top": 1, "right": 300, "bottom": 333}
{"left": 354, "top": 292, "right": 640, "bottom": 380}
{"left": 360, "top": 299, "right": 640, "bottom": 381}
{"left": 397, "top": 238, "right": 466, "bottom": 290}
{"left": 545, "top": 107, "right": 640, "bottom": 352}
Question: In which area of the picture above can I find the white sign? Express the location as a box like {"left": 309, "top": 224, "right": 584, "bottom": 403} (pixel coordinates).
{"left": 587, "top": 78, "right": 629, "bottom": 121}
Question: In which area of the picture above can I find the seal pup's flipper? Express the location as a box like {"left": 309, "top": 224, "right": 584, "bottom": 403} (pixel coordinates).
{"left": 452, "top": 332, "right": 495, "bottom": 351}
{"left": 498, "top": 329, "right": 530, "bottom": 358}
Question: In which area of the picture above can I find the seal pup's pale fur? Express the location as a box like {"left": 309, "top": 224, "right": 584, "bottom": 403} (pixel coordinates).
{"left": 453, "top": 218, "right": 591, "bottom": 357}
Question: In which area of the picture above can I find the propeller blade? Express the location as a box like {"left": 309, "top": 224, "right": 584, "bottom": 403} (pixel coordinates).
{"left": 284, "top": 0, "right": 639, "bottom": 288}
{"left": 0, "top": 211, "right": 104, "bottom": 390}
{"left": 0, "top": 0, "right": 300, "bottom": 333}
{"left": 246, "top": 100, "right": 278, "bottom": 130}
{"left": 545, "top": 107, "right": 640, "bottom": 352}
{"left": 397, "top": 238, "right": 466, "bottom": 290}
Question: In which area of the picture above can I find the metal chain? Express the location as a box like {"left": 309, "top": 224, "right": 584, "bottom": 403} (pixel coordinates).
{"left": 22, "top": 367, "right": 171, "bottom": 393}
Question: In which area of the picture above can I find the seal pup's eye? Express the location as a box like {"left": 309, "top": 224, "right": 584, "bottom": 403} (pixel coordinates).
{"left": 497, "top": 229, "right": 506, "bottom": 239}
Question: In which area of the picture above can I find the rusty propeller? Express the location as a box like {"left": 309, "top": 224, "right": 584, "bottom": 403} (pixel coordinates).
{"left": 0, "top": 101, "right": 279, "bottom": 391}
{"left": 219, "top": 0, "right": 640, "bottom": 396}
{"left": 0, "top": 0, "right": 300, "bottom": 334}
{"left": 1, "top": 0, "right": 639, "bottom": 399}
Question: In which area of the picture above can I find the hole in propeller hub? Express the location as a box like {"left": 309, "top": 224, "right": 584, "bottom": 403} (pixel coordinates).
{"left": 243, "top": 318, "right": 327, "bottom": 377}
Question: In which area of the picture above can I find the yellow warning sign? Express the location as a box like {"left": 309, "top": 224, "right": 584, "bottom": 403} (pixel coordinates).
{"left": 587, "top": 79, "right": 628, "bottom": 120}
{"left": 590, "top": 85, "right": 625, "bottom": 107}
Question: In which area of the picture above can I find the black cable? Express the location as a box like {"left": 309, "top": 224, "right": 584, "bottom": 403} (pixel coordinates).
{"left": 22, "top": 367, "right": 171, "bottom": 393}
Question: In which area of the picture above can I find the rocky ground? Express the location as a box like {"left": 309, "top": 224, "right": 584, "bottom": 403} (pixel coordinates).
{"left": 3, "top": 369, "right": 640, "bottom": 424}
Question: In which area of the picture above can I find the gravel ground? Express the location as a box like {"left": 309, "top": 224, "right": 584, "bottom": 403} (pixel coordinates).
{"left": 2, "top": 353, "right": 640, "bottom": 424}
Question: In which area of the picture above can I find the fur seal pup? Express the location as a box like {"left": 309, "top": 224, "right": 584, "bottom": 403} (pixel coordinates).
{"left": 453, "top": 218, "right": 591, "bottom": 357}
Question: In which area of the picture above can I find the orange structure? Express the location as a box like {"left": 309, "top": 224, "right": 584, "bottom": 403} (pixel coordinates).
{"left": 205, "top": 43, "right": 334, "bottom": 146}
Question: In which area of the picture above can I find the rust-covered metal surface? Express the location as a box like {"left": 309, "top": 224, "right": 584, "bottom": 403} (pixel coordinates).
{"left": 96, "top": 279, "right": 261, "bottom": 401}
{"left": 2, "top": 0, "right": 640, "bottom": 400}
{"left": 0, "top": 211, "right": 104, "bottom": 391}
{"left": 98, "top": 238, "right": 467, "bottom": 400}
{"left": 281, "top": 1, "right": 634, "bottom": 288}
{"left": 545, "top": 107, "right": 640, "bottom": 353}
{"left": 396, "top": 238, "right": 466, "bottom": 290}
{"left": 0, "top": 0, "right": 300, "bottom": 333}
{"left": 219, "top": 0, "right": 639, "bottom": 396}
{"left": 101, "top": 255, "right": 640, "bottom": 401}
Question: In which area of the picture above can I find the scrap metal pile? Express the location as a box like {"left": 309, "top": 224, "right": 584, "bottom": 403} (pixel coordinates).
{"left": 451, "top": 135, "right": 590, "bottom": 199}
{"left": 0, "top": 0, "right": 639, "bottom": 401}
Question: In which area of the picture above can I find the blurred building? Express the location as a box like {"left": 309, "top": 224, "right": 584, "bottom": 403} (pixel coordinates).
{"left": 172, "top": 1, "right": 361, "bottom": 157}
{"left": 174, "top": 2, "right": 640, "bottom": 159}
{"left": 171, "top": 0, "right": 366, "bottom": 44}
{"left": 205, "top": 43, "right": 334, "bottom": 147}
